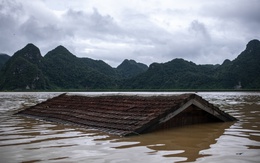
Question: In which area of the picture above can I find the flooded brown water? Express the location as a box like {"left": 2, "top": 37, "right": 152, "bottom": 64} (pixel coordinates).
{"left": 0, "top": 92, "right": 259, "bottom": 163}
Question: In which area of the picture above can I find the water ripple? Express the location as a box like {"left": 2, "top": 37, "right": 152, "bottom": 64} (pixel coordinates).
{"left": 0, "top": 92, "right": 260, "bottom": 163}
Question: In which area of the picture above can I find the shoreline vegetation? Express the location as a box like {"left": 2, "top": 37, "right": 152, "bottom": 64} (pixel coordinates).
{"left": 1, "top": 89, "right": 260, "bottom": 93}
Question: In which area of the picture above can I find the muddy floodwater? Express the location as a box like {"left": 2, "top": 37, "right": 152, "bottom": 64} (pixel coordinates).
{"left": 0, "top": 92, "right": 260, "bottom": 163}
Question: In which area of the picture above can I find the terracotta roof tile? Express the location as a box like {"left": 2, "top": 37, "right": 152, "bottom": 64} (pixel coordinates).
{"left": 16, "top": 93, "right": 236, "bottom": 136}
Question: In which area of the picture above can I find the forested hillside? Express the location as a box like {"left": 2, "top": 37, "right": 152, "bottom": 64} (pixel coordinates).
{"left": 0, "top": 54, "right": 10, "bottom": 69}
{"left": 0, "top": 44, "right": 147, "bottom": 90}
{"left": 123, "top": 39, "right": 260, "bottom": 89}
{"left": 0, "top": 39, "right": 259, "bottom": 90}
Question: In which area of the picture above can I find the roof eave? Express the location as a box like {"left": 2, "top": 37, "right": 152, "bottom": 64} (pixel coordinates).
{"left": 131, "top": 95, "right": 237, "bottom": 135}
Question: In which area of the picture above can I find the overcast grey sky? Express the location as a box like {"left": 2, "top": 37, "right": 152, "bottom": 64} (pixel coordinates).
{"left": 1, "top": 0, "right": 260, "bottom": 67}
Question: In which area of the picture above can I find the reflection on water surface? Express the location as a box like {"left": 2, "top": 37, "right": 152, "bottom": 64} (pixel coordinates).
{"left": 0, "top": 92, "right": 259, "bottom": 163}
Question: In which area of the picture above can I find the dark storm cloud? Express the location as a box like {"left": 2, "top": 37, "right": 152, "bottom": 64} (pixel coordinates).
{"left": 0, "top": 0, "right": 123, "bottom": 57}
{"left": 0, "top": 0, "right": 24, "bottom": 53}
{"left": 0, "top": 0, "right": 63, "bottom": 54}
{"left": 0, "top": 0, "right": 259, "bottom": 67}
{"left": 189, "top": 20, "right": 210, "bottom": 41}
{"left": 64, "top": 8, "right": 121, "bottom": 37}
{"left": 200, "top": 0, "right": 260, "bottom": 36}
{"left": 136, "top": 20, "right": 213, "bottom": 64}
{"left": 20, "top": 17, "right": 61, "bottom": 41}
{"left": 202, "top": 0, "right": 260, "bottom": 23}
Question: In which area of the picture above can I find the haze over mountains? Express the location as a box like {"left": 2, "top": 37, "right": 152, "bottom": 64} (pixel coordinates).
{"left": 0, "top": 39, "right": 259, "bottom": 90}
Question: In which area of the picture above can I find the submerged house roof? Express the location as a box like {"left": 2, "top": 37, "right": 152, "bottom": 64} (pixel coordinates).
{"left": 16, "top": 93, "right": 236, "bottom": 136}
